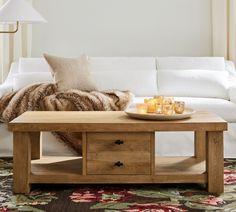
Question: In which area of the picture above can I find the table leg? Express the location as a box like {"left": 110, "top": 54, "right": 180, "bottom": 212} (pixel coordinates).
{"left": 150, "top": 132, "right": 155, "bottom": 175}
{"left": 194, "top": 131, "right": 206, "bottom": 160}
{"left": 13, "top": 132, "right": 31, "bottom": 193}
{"left": 206, "top": 131, "right": 224, "bottom": 194}
{"left": 82, "top": 132, "right": 87, "bottom": 175}
{"left": 30, "top": 132, "right": 41, "bottom": 160}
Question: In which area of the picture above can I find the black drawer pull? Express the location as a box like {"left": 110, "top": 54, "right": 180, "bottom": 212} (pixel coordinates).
{"left": 114, "top": 161, "right": 124, "bottom": 167}
{"left": 115, "top": 140, "right": 124, "bottom": 145}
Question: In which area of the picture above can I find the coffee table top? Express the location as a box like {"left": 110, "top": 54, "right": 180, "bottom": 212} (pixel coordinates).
{"left": 8, "top": 111, "right": 227, "bottom": 132}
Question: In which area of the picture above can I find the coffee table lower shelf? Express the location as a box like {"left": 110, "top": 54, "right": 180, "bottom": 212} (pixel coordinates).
{"left": 30, "top": 156, "right": 206, "bottom": 184}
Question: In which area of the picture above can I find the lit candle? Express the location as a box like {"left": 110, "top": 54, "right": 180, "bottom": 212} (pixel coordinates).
{"left": 136, "top": 103, "right": 148, "bottom": 114}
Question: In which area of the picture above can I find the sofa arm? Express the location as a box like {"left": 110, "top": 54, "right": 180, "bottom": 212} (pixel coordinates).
{"left": 229, "top": 86, "right": 236, "bottom": 103}
{"left": 0, "top": 84, "right": 13, "bottom": 98}
{"left": 226, "top": 60, "right": 236, "bottom": 76}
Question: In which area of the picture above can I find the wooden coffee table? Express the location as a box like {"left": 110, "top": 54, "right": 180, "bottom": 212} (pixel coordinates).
{"left": 8, "top": 111, "right": 227, "bottom": 194}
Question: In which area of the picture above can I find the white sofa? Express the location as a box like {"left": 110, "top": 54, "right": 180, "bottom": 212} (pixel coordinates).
{"left": 1, "top": 57, "right": 236, "bottom": 158}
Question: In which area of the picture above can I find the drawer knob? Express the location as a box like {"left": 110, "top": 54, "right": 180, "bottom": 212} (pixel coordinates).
{"left": 114, "top": 161, "right": 124, "bottom": 167}
{"left": 115, "top": 140, "right": 124, "bottom": 145}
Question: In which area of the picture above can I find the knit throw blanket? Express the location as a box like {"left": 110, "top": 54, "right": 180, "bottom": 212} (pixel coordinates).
{"left": 0, "top": 83, "right": 133, "bottom": 154}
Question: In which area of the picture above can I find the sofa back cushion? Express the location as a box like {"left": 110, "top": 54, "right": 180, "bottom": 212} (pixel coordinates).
{"left": 13, "top": 72, "right": 53, "bottom": 91}
{"left": 19, "top": 57, "right": 51, "bottom": 73}
{"left": 158, "top": 70, "right": 229, "bottom": 99}
{"left": 156, "top": 57, "right": 226, "bottom": 71}
{"left": 89, "top": 57, "right": 157, "bottom": 96}
{"left": 18, "top": 57, "right": 157, "bottom": 96}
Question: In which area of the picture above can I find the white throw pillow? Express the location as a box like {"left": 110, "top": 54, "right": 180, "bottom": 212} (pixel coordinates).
{"left": 13, "top": 72, "right": 53, "bottom": 91}
{"left": 89, "top": 57, "right": 157, "bottom": 96}
{"left": 157, "top": 70, "right": 229, "bottom": 99}
{"left": 19, "top": 57, "right": 51, "bottom": 73}
{"left": 91, "top": 69, "right": 158, "bottom": 97}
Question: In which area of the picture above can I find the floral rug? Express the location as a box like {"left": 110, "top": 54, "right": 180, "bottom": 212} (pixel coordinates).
{"left": 0, "top": 158, "right": 236, "bottom": 212}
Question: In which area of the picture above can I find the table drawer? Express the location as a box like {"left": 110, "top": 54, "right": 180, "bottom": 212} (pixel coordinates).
{"left": 87, "top": 132, "right": 151, "bottom": 175}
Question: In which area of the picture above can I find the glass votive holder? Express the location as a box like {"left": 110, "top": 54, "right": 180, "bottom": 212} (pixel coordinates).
{"left": 156, "top": 103, "right": 163, "bottom": 114}
{"left": 136, "top": 103, "right": 148, "bottom": 114}
{"left": 144, "top": 98, "right": 154, "bottom": 104}
{"left": 147, "top": 101, "right": 156, "bottom": 113}
{"left": 154, "top": 95, "right": 164, "bottom": 104}
{"left": 174, "top": 101, "right": 185, "bottom": 114}
{"left": 162, "top": 104, "right": 174, "bottom": 115}
{"left": 163, "top": 97, "right": 175, "bottom": 105}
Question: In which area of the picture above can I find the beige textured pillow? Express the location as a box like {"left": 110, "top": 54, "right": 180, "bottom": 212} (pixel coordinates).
{"left": 44, "top": 54, "right": 97, "bottom": 91}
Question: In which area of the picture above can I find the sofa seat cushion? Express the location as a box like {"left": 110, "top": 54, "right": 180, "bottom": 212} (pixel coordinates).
{"left": 132, "top": 97, "right": 236, "bottom": 123}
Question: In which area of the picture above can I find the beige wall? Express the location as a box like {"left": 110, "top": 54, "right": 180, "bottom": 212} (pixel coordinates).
{"left": 32, "top": 0, "right": 212, "bottom": 57}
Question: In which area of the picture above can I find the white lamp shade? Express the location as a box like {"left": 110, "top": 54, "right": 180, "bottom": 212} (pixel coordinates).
{"left": 0, "top": 0, "right": 46, "bottom": 23}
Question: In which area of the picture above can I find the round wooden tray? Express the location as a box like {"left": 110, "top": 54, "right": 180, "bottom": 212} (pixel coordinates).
{"left": 125, "top": 107, "right": 196, "bottom": 121}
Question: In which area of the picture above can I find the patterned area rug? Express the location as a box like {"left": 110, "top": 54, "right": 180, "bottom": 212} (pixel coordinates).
{"left": 0, "top": 158, "right": 236, "bottom": 212}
